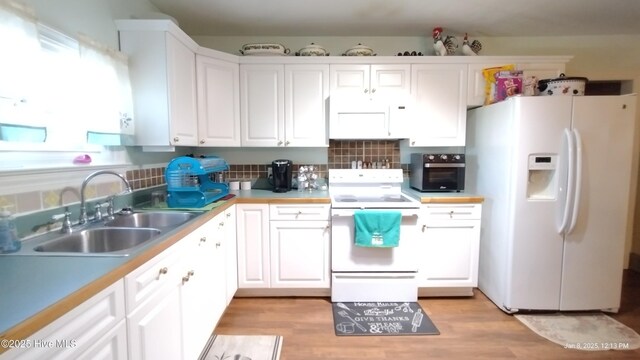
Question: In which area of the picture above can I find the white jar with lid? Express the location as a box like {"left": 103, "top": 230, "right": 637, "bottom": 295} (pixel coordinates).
{"left": 0, "top": 209, "right": 21, "bottom": 253}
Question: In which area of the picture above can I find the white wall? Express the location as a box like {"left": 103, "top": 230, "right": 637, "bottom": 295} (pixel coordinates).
{"left": 22, "top": 0, "right": 160, "bottom": 48}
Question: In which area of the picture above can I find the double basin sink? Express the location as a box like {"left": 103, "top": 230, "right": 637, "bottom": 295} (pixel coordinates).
{"left": 24, "top": 212, "right": 201, "bottom": 257}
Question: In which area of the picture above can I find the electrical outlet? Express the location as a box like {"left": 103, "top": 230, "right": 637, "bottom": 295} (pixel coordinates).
{"left": 267, "top": 167, "right": 272, "bottom": 178}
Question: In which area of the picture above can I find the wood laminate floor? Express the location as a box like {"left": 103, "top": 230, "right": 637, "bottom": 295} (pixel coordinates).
{"left": 214, "top": 270, "right": 640, "bottom": 359}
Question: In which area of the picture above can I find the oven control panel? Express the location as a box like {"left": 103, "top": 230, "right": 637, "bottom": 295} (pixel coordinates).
{"left": 423, "top": 153, "right": 465, "bottom": 163}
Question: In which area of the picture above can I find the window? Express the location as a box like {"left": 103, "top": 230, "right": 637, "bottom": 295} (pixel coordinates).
{"left": 0, "top": 1, "right": 134, "bottom": 170}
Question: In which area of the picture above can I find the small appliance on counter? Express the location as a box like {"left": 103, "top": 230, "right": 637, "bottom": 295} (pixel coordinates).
{"left": 165, "top": 155, "right": 229, "bottom": 208}
{"left": 271, "top": 159, "right": 292, "bottom": 193}
{"left": 410, "top": 153, "right": 465, "bottom": 192}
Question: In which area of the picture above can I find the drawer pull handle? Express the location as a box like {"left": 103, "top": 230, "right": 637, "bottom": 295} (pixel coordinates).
{"left": 200, "top": 237, "right": 207, "bottom": 243}
{"left": 182, "top": 270, "right": 195, "bottom": 283}
{"left": 216, "top": 242, "right": 221, "bottom": 248}
{"left": 422, "top": 224, "right": 426, "bottom": 232}
{"left": 158, "top": 267, "right": 168, "bottom": 276}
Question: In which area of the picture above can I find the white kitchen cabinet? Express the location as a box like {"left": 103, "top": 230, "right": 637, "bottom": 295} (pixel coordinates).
{"left": 269, "top": 220, "right": 331, "bottom": 288}
{"left": 284, "top": 64, "right": 330, "bottom": 146}
{"left": 240, "top": 64, "right": 328, "bottom": 147}
{"left": 236, "top": 203, "right": 331, "bottom": 290}
{"left": 417, "top": 204, "right": 482, "bottom": 295}
{"left": 116, "top": 20, "right": 199, "bottom": 147}
{"left": 467, "top": 61, "right": 567, "bottom": 106}
{"left": 1, "top": 280, "right": 126, "bottom": 360}
{"left": 236, "top": 203, "right": 271, "bottom": 287}
{"left": 126, "top": 240, "right": 184, "bottom": 360}
{"left": 409, "top": 64, "right": 468, "bottom": 147}
{"left": 127, "top": 283, "right": 183, "bottom": 360}
{"left": 180, "top": 215, "right": 226, "bottom": 360}
{"left": 76, "top": 319, "right": 128, "bottom": 360}
{"left": 240, "top": 64, "right": 284, "bottom": 147}
{"left": 126, "top": 211, "right": 230, "bottom": 360}
{"left": 223, "top": 205, "right": 238, "bottom": 305}
{"left": 330, "top": 64, "right": 410, "bottom": 101}
{"left": 269, "top": 204, "right": 331, "bottom": 288}
{"left": 196, "top": 54, "right": 241, "bottom": 146}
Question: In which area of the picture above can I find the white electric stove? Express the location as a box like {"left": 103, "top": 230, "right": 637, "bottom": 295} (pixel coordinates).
{"left": 329, "top": 169, "right": 420, "bottom": 302}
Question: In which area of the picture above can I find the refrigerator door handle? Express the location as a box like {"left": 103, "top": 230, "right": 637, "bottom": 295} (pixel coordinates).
{"left": 558, "top": 128, "right": 576, "bottom": 234}
{"left": 568, "top": 128, "right": 583, "bottom": 234}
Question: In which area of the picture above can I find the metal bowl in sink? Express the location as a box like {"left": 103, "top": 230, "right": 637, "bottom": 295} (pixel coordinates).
{"left": 33, "top": 228, "right": 161, "bottom": 254}
{"left": 104, "top": 212, "right": 198, "bottom": 229}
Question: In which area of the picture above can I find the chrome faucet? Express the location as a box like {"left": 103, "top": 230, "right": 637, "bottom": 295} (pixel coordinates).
{"left": 79, "top": 170, "right": 132, "bottom": 225}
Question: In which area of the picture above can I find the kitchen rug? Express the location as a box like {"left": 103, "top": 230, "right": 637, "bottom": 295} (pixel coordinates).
{"left": 515, "top": 313, "right": 640, "bottom": 351}
{"left": 331, "top": 302, "right": 439, "bottom": 336}
{"left": 198, "top": 334, "right": 283, "bottom": 360}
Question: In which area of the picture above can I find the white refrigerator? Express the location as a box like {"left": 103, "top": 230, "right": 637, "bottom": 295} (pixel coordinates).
{"left": 466, "top": 95, "right": 637, "bottom": 313}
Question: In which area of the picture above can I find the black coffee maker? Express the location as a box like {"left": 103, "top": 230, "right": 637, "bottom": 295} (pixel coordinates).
{"left": 271, "top": 159, "right": 292, "bottom": 193}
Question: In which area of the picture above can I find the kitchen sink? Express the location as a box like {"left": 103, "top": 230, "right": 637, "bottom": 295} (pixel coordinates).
{"left": 104, "top": 212, "right": 198, "bottom": 229}
{"left": 33, "top": 227, "right": 161, "bottom": 254}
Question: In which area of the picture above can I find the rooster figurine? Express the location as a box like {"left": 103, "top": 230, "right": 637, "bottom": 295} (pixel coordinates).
{"left": 432, "top": 27, "right": 457, "bottom": 56}
{"left": 462, "top": 33, "right": 482, "bottom": 56}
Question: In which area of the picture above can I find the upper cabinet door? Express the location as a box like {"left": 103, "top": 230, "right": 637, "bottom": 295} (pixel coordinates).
{"left": 370, "top": 64, "right": 411, "bottom": 101}
{"left": 196, "top": 55, "right": 241, "bottom": 147}
{"left": 329, "top": 64, "right": 370, "bottom": 97}
{"left": 410, "top": 64, "right": 468, "bottom": 147}
{"left": 330, "top": 64, "right": 409, "bottom": 101}
{"left": 165, "top": 33, "right": 199, "bottom": 146}
{"left": 117, "top": 21, "right": 199, "bottom": 147}
{"left": 284, "top": 64, "right": 329, "bottom": 147}
{"left": 240, "top": 64, "right": 285, "bottom": 147}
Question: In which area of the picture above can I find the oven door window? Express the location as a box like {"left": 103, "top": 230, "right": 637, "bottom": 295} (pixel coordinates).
{"left": 425, "top": 168, "right": 462, "bottom": 190}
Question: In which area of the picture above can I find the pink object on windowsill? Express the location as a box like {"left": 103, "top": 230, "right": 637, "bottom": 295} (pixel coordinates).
{"left": 73, "top": 154, "right": 92, "bottom": 164}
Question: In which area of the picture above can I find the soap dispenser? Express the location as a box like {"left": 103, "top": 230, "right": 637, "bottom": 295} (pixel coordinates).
{"left": 0, "top": 208, "right": 21, "bottom": 254}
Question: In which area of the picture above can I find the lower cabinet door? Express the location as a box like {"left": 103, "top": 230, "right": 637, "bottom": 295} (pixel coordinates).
{"left": 127, "top": 286, "right": 183, "bottom": 360}
{"left": 76, "top": 319, "right": 128, "bottom": 360}
{"left": 418, "top": 219, "right": 480, "bottom": 287}
{"left": 269, "top": 220, "right": 331, "bottom": 288}
{"left": 0, "top": 280, "right": 125, "bottom": 360}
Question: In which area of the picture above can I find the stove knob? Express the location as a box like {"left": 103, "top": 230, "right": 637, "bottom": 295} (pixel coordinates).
{"left": 427, "top": 155, "right": 435, "bottom": 161}
{"left": 440, "top": 154, "right": 448, "bottom": 161}
{"left": 453, "top": 155, "right": 461, "bottom": 161}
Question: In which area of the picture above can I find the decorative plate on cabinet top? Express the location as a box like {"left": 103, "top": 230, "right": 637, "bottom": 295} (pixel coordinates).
{"left": 342, "top": 43, "right": 376, "bottom": 56}
{"left": 295, "top": 43, "right": 329, "bottom": 56}
{"left": 239, "top": 43, "right": 290, "bottom": 56}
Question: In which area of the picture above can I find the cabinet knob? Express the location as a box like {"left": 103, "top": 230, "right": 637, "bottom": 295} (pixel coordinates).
{"left": 371, "top": 88, "right": 376, "bottom": 93}
{"left": 449, "top": 210, "right": 454, "bottom": 219}
{"left": 277, "top": 141, "right": 283, "bottom": 146}
{"left": 364, "top": 88, "right": 369, "bottom": 93}
{"left": 199, "top": 139, "right": 205, "bottom": 144}
{"left": 411, "top": 141, "right": 415, "bottom": 145}
{"left": 158, "top": 267, "right": 168, "bottom": 276}
{"left": 216, "top": 242, "right": 221, "bottom": 248}
{"left": 422, "top": 224, "right": 426, "bottom": 232}
{"left": 200, "top": 237, "right": 206, "bottom": 243}
{"left": 182, "top": 270, "right": 195, "bottom": 283}
{"left": 285, "top": 140, "right": 290, "bottom": 146}
{"left": 173, "top": 137, "right": 179, "bottom": 142}
{"left": 219, "top": 222, "right": 225, "bottom": 227}
{"left": 226, "top": 212, "right": 231, "bottom": 218}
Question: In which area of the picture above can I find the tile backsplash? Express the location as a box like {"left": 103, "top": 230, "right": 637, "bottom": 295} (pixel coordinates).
{"left": 328, "top": 139, "right": 401, "bottom": 169}
{"left": 4, "top": 139, "right": 414, "bottom": 217}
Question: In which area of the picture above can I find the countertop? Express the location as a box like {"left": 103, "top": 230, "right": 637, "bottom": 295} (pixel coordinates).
{"left": 0, "top": 187, "right": 482, "bottom": 346}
